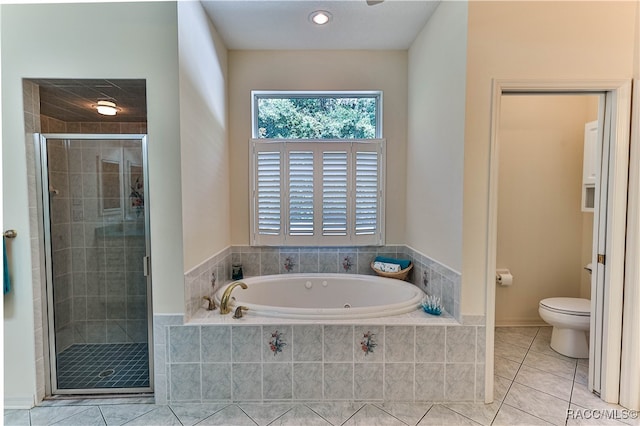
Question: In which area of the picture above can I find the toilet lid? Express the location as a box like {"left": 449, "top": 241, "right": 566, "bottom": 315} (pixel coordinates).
{"left": 540, "top": 297, "right": 590, "bottom": 316}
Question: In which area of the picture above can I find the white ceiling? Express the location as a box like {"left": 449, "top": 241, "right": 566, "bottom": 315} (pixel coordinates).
{"left": 200, "top": 0, "right": 441, "bottom": 50}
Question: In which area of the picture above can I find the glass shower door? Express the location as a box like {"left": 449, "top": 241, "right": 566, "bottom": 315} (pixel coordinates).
{"left": 37, "top": 134, "right": 152, "bottom": 394}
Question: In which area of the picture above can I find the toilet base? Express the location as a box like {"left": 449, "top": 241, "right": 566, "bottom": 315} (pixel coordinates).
{"left": 550, "top": 327, "right": 589, "bottom": 358}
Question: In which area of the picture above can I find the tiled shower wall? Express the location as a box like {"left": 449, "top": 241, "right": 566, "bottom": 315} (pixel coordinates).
{"left": 153, "top": 315, "right": 485, "bottom": 404}
{"left": 185, "top": 245, "right": 461, "bottom": 321}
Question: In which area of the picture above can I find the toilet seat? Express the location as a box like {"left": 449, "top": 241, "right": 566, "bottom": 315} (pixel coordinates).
{"left": 540, "top": 297, "right": 590, "bottom": 316}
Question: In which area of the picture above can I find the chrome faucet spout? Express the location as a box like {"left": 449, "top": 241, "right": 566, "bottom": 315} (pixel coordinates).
{"left": 220, "top": 281, "right": 248, "bottom": 314}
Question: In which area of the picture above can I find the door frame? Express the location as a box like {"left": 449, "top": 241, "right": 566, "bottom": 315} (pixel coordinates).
{"left": 484, "top": 79, "right": 632, "bottom": 404}
{"left": 35, "top": 133, "right": 154, "bottom": 396}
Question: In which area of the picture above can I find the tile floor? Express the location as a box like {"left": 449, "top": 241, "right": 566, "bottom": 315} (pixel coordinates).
{"left": 5, "top": 327, "right": 639, "bottom": 425}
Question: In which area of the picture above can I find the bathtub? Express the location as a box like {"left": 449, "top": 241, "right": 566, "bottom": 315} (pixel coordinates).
{"left": 214, "top": 273, "right": 426, "bottom": 320}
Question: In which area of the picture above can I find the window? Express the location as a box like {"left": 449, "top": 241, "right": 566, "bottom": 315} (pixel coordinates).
{"left": 250, "top": 91, "right": 385, "bottom": 246}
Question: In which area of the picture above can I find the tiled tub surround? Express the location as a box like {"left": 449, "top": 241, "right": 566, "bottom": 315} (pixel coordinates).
{"left": 153, "top": 314, "right": 485, "bottom": 405}
{"left": 184, "top": 245, "right": 461, "bottom": 321}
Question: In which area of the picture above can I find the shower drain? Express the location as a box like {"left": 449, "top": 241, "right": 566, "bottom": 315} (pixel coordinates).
{"left": 98, "top": 369, "right": 115, "bottom": 379}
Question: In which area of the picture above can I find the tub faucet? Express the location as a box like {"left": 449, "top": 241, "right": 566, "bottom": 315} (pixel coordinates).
{"left": 202, "top": 296, "right": 216, "bottom": 311}
{"left": 233, "top": 306, "right": 249, "bottom": 319}
{"left": 220, "top": 281, "right": 248, "bottom": 314}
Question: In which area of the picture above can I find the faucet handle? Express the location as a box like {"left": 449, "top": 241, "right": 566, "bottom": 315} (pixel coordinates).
{"left": 202, "top": 296, "right": 217, "bottom": 311}
{"left": 233, "top": 306, "right": 249, "bottom": 319}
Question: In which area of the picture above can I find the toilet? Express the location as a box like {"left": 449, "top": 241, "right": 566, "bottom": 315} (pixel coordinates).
{"left": 539, "top": 297, "right": 590, "bottom": 358}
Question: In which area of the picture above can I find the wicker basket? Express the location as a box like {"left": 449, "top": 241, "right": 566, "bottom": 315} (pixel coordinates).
{"left": 370, "top": 262, "right": 413, "bottom": 281}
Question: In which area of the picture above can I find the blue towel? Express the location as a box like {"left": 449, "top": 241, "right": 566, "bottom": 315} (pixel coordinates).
{"left": 374, "top": 256, "right": 411, "bottom": 270}
{"left": 3, "top": 238, "right": 10, "bottom": 295}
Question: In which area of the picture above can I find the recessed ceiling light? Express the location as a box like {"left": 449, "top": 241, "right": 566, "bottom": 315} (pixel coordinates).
{"left": 95, "top": 100, "right": 118, "bottom": 116}
{"left": 309, "top": 10, "right": 332, "bottom": 26}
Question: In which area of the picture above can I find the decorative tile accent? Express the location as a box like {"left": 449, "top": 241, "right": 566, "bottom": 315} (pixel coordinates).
{"left": 283, "top": 255, "right": 296, "bottom": 273}
{"left": 342, "top": 255, "right": 354, "bottom": 272}
{"left": 359, "top": 331, "right": 377, "bottom": 356}
{"left": 356, "top": 326, "right": 383, "bottom": 362}
{"left": 269, "top": 330, "right": 287, "bottom": 356}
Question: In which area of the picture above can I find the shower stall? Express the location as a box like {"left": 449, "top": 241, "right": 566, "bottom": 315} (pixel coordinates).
{"left": 36, "top": 133, "right": 152, "bottom": 394}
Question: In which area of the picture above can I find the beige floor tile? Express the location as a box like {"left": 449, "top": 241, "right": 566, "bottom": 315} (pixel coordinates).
{"left": 443, "top": 401, "right": 500, "bottom": 426}
{"left": 494, "top": 356, "right": 521, "bottom": 381}
{"left": 492, "top": 404, "right": 553, "bottom": 425}
{"left": 239, "top": 403, "right": 295, "bottom": 426}
{"left": 514, "top": 365, "right": 573, "bottom": 401}
{"left": 495, "top": 328, "right": 537, "bottom": 349}
{"left": 504, "top": 382, "right": 569, "bottom": 426}
{"left": 494, "top": 340, "right": 528, "bottom": 363}
{"left": 342, "top": 404, "right": 406, "bottom": 426}
{"left": 574, "top": 363, "right": 589, "bottom": 385}
{"left": 373, "top": 402, "right": 433, "bottom": 425}
{"left": 493, "top": 375, "right": 512, "bottom": 402}
{"left": 306, "top": 402, "right": 364, "bottom": 426}
{"left": 523, "top": 350, "right": 577, "bottom": 380}
{"left": 269, "top": 405, "right": 331, "bottom": 426}
{"left": 417, "top": 405, "right": 481, "bottom": 425}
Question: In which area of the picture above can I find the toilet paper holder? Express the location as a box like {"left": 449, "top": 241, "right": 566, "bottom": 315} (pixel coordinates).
{"left": 496, "top": 269, "right": 513, "bottom": 286}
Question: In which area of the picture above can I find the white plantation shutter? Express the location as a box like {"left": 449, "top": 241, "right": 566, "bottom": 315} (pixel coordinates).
{"left": 256, "top": 151, "right": 282, "bottom": 235}
{"left": 322, "top": 151, "right": 349, "bottom": 236}
{"left": 250, "top": 139, "right": 384, "bottom": 246}
{"left": 288, "top": 150, "right": 315, "bottom": 236}
{"left": 355, "top": 149, "right": 379, "bottom": 236}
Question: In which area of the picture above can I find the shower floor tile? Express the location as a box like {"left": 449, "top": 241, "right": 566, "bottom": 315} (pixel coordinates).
{"left": 56, "top": 343, "right": 149, "bottom": 390}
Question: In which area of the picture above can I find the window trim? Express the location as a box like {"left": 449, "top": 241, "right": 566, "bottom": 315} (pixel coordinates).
{"left": 251, "top": 90, "right": 383, "bottom": 140}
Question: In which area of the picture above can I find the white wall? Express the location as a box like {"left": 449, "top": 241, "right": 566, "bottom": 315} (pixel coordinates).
{"left": 178, "top": 1, "right": 230, "bottom": 272}
{"left": 228, "top": 50, "right": 408, "bottom": 245}
{"left": 407, "top": 1, "right": 467, "bottom": 272}
{"left": 463, "top": 1, "right": 638, "bottom": 315}
{"left": 496, "top": 95, "right": 597, "bottom": 326}
{"left": 1, "top": 2, "right": 184, "bottom": 406}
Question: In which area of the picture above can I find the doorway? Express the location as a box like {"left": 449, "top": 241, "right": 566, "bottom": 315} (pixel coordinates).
{"left": 36, "top": 134, "right": 153, "bottom": 395}
{"left": 495, "top": 94, "right": 598, "bottom": 325}
{"left": 485, "top": 80, "right": 632, "bottom": 405}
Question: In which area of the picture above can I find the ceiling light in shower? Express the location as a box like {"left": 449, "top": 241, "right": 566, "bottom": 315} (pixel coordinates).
{"left": 96, "top": 100, "right": 118, "bottom": 116}
{"left": 309, "top": 10, "right": 332, "bottom": 25}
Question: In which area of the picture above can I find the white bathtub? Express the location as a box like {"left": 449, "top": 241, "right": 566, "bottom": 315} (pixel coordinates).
{"left": 214, "top": 273, "right": 425, "bottom": 320}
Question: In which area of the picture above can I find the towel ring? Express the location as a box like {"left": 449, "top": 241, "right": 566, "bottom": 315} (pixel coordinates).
{"left": 3, "top": 230, "right": 17, "bottom": 239}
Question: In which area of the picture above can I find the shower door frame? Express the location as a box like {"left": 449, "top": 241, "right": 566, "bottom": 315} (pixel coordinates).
{"left": 36, "top": 133, "right": 154, "bottom": 395}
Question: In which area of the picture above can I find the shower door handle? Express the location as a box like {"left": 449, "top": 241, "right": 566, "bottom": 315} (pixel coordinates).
{"left": 143, "top": 256, "right": 150, "bottom": 277}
